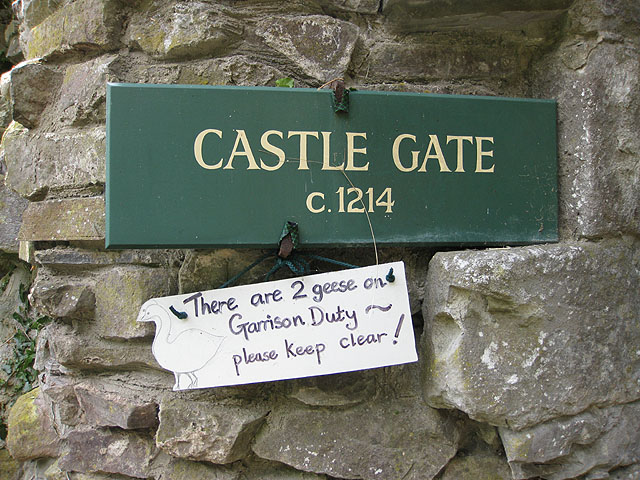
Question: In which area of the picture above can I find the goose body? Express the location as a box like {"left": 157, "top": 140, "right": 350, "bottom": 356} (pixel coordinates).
{"left": 137, "top": 300, "right": 225, "bottom": 389}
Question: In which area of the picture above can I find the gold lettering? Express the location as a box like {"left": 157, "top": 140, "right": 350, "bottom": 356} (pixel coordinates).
{"left": 419, "top": 134, "right": 451, "bottom": 172}
{"left": 259, "top": 130, "right": 285, "bottom": 171}
{"left": 306, "top": 192, "right": 325, "bottom": 213}
{"left": 345, "top": 132, "right": 368, "bottom": 171}
{"left": 194, "top": 129, "right": 223, "bottom": 169}
{"left": 392, "top": 134, "right": 419, "bottom": 172}
{"left": 288, "top": 131, "right": 319, "bottom": 170}
{"left": 224, "top": 129, "right": 260, "bottom": 170}
{"left": 475, "top": 136, "right": 495, "bottom": 173}
{"left": 321, "top": 131, "right": 343, "bottom": 170}
{"left": 446, "top": 135, "right": 474, "bottom": 172}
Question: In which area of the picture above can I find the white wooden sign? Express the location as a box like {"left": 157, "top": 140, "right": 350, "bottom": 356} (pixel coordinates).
{"left": 137, "top": 261, "right": 417, "bottom": 390}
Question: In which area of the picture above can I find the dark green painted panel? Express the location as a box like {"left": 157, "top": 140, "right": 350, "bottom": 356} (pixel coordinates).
{"left": 106, "top": 84, "right": 557, "bottom": 248}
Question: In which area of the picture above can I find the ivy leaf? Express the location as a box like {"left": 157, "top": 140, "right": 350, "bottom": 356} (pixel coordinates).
{"left": 275, "top": 77, "right": 294, "bottom": 88}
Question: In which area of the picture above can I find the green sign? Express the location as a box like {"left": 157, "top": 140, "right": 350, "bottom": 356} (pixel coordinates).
{"left": 106, "top": 84, "right": 557, "bottom": 248}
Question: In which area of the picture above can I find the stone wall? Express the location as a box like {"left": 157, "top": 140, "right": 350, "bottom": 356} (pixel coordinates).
{"left": 0, "top": 0, "right": 638, "bottom": 479}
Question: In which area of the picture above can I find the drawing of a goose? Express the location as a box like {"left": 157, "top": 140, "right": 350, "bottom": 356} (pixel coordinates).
{"left": 137, "top": 300, "right": 225, "bottom": 390}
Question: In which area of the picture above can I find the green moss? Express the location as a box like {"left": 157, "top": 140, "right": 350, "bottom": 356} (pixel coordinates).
{"left": 0, "top": 447, "right": 19, "bottom": 480}
{"left": 6, "top": 388, "right": 40, "bottom": 444}
{"left": 27, "top": 21, "right": 65, "bottom": 59}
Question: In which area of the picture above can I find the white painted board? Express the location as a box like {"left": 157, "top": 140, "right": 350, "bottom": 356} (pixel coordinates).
{"left": 137, "top": 261, "right": 417, "bottom": 390}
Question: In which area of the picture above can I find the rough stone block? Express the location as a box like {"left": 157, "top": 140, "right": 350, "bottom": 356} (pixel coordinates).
{"left": 254, "top": 15, "right": 359, "bottom": 81}
{"left": 6, "top": 387, "right": 61, "bottom": 461}
{"left": 610, "top": 464, "right": 640, "bottom": 480}
{"left": 439, "top": 451, "right": 512, "bottom": 480}
{"left": 363, "top": 34, "right": 530, "bottom": 83}
{"left": 0, "top": 178, "right": 28, "bottom": 253}
{"left": 152, "top": 456, "right": 240, "bottom": 480}
{"left": 54, "top": 54, "right": 116, "bottom": 127}
{"left": 18, "top": 197, "right": 105, "bottom": 241}
{"left": 46, "top": 323, "right": 159, "bottom": 371}
{"left": 178, "top": 249, "right": 274, "bottom": 293}
{"left": 35, "top": 246, "right": 182, "bottom": 267}
{"left": 75, "top": 381, "right": 158, "bottom": 429}
{"left": 125, "top": 2, "right": 242, "bottom": 60}
{"left": 93, "top": 265, "right": 175, "bottom": 339}
{"left": 240, "top": 456, "right": 329, "bottom": 479}
{"left": 422, "top": 239, "right": 640, "bottom": 430}
{"left": 24, "top": 0, "right": 123, "bottom": 60}
{"left": 252, "top": 398, "right": 459, "bottom": 480}
{"left": 532, "top": 40, "right": 640, "bottom": 237}
{"left": 40, "top": 373, "right": 82, "bottom": 427}
{"left": 382, "top": 0, "right": 572, "bottom": 32}
{"left": 3, "top": 124, "right": 105, "bottom": 199}
{"left": 109, "top": 53, "right": 289, "bottom": 87}
{"left": 9, "top": 59, "right": 62, "bottom": 128}
{"left": 288, "top": 370, "right": 376, "bottom": 407}
{"left": 59, "top": 428, "right": 157, "bottom": 478}
{"left": 156, "top": 397, "right": 269, "bottom": 464}
{"left": 13, "top": 0, "right": 62, "bottom": 30}
{"left": 0, "top": 72, "right": 12, "bottom": 134}
{"left": 319, "top": 0, "right": 380, "bottom": 14}
{"left": 500, "top": 400, "right": 640, "bottom": 480}
{"left": 31, "top": 269, "right": 96, "bottom": 320}
{"left": 0, "top": 448, "right": 19, "bottom": 480}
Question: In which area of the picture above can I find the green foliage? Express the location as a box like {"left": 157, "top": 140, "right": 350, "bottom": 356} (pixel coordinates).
{"left": 275, "top": 77, "right": 294, "bottom": 88}
{"left": 0, "top": 284, "right": 50, "bottom": 394}
{"left": 0, "top": 275, "right": 51, "bottom": 439}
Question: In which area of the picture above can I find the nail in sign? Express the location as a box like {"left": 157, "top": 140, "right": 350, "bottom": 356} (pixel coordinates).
{"left": 137, "top": 261, "right": 417, "bottom": 390}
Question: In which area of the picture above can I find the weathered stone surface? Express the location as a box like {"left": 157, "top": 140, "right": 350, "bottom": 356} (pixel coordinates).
{"left": 35, "top": 246, "right": 182, "bottom": 267}
{"left": 13, "top": 0, "right": 63, "bottom": 30}
{"left": 109, "top": 52, "right": 289, "bottom": 87}
{"left": 609, "top": 464, "right": 640, "bottom": 480}
{"left": 152, "top": 455, "right": 240, "bottom": 480}
{"left": 61, "top": 474, "right": 142, "bottom": 480}
{"left": 500, "top": 400, "right": 640, "bottom": 480}
{"left": 125, "top": 1, "right": 242, "bottom": 60}
{"left": 383, "top": 0, "right": 571, "bottom": 32}
{"left": 288, "top": 370, "right": 376, "bottom": 407}
{"left": 46, "top": 322, "right": 159, "bottom": 371}
{"left": 362, "top": 34, "right": 531, "bottom": 83}
{"left": 23, "top": 0, "right": 123, "bottom": 60}
{"left": 439, "top": 451, "right": 512, "bottom": 480}
{"left": 59, "top": 428, "right": 157, "bottom": 478}
{"left": 93, "top": 265, "right": 175, "bottom": 339}
{"left": 74, "top": 380, "right": 158, "bottom": 430}
{"left": 6, "top": 387, "right": 61, "bottom": 461}
{"left": 240, "top": 457, "right": 329, "bottom": 479}
{"left": 253, "top": 398, "right": 459, "bottom": 480}
{"left": 319, "top": 0, "right": 379, "bottom": 14}
{"left": 254, "top": 15, "right": 359, "bottom": 81}
{"left": 532, "top": 38, "right": 640, "bottom": 238}
{"left": 0, "top": 447, "right": 19, "bottom": 480}
{"left": 0, "top": 72, "right": 12, "bottom": 134}
{"left": 0, "top": 176, "right": 29, "bottom": 253}
{"left": 9, "top": 59, "right": 61, "bottom": 128}
{"left": 18, "top": 197, "right": 104, "bottom": 241}
{"left": 53, "top": 54, "right": 116, "bottom": 127}
{"left": 3, "top": 124, "right": 105, "bottom": 199}
{"left": 31, "top": 270, "right": 96, "bottom": 320}
{"left": 156, "top": 397, "right": 269, "bottom": 464}
{"left": 422, "top": 239, "right": 640, "bottom": 430}
{"left": 178, "top": 249, "right": 273, "bottom": 293}
{"left": 39, "top": 373, "right": 82, "bottom": 427}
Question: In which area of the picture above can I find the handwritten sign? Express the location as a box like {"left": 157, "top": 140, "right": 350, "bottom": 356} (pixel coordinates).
{"left": 106, "top": 84, "right": 558, "bottom": 248}
{"left": 137, "top": 262, "right": 417, "bottom": 390}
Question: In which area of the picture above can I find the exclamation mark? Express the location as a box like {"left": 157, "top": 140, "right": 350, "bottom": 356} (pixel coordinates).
{"left": 393, "top": 314, "right": 405, "bottom": 345}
